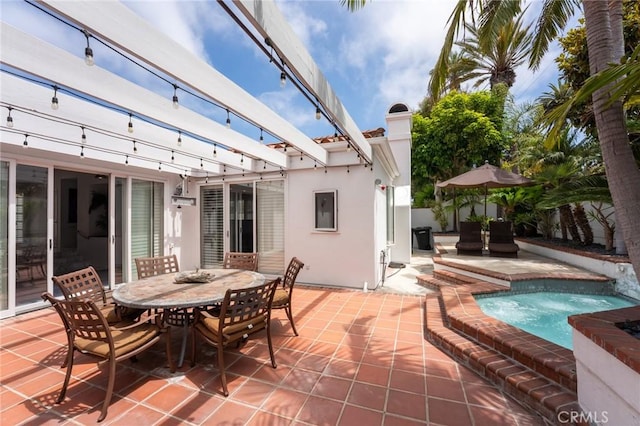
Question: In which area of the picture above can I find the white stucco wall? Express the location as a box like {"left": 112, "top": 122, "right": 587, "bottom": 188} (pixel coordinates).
{"left": 285, "top": 162, "right": 377, "bottom": 290}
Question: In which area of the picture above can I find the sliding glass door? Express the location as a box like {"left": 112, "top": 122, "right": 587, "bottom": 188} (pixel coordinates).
{"left": 200, "top": 179, "right": 285, "bottom": 274}
{"left": 130, "top": 179, "right": 163, "bottom": 279}
{"left": 0, "top": 162, "right": 9, "bottom": 312}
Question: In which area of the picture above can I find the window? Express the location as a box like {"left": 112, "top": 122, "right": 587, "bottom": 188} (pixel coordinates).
{"left": 314, "top": 190, "right": 337, "bottom": 231}
{"left": 386, "top": 186, "right": 395, "bottom": 244}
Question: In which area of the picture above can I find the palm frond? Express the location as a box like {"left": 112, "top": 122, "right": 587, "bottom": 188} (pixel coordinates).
{"left": 530, "top": 0, "right": 579, "bottom": 70}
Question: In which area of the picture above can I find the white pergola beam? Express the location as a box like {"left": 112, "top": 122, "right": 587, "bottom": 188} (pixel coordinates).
{"left": 234, "top": 0, "right": 373, "bottom": 162}
{"left": 38, "top": 0, "right": 327, "bottom": 165}
{"left": 1, "top": 23, "right": 285, "bottom": 170}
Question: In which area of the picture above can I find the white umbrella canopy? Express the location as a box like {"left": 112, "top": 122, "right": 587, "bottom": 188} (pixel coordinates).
{"left": 436, "top": 162, "right": 533, "bottom": 218}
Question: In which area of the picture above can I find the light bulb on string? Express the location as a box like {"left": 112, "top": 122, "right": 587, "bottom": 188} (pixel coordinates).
{"left": 240, "top": 153, "right": 244, "bottom": 164}
{"left": 81, "top": 126, "right": 86, "bottom": 144}
{"left": 51, "top": 86, "right": 59, "bottom": 110}
{"left": 6, "top": 107, "right": 14, "bottom": 128}
{"left": 205, "top": 173, "right": 209, "bottom": 184}
{"left": 172, "top": 84, "right": 179, "bottom": 109}
{"left": 23, "top": 134, "right": 28, "bottom": 148}
{"left": 225, "top": 109, "right": 231, "bottom": 128}
{"left": 132, "top": 140, "right": 137, "bottom": 153}
{"left": 125, "top": 155, "right": 129, "bottom": 165}
{"left": 177, "top": 130, "right": 182, "bottom": 146}
{"left": 280, "top": 72, "right": 286, "bottom": 88}
{"left": 158, "top": 162, "right": 162, "bottom": 172}
{"left": 171, "top": 150, "right": 175, "bottom": 163}
{"left": 213, "top": 144, "right": 217, "bottom": 157}
{"left": 263, "top": 161, "right": 267, "bottom": 170}
{"left": 259, "top": 128, "right": 264, "bottom": 143}
{"left": 315, "top": 105, "right": 321, "bottom": 120}
{"left": 80, "top": 146, "right": 85, "bottom": 158}
{"left": 83, "top": 30, "right": 94, "bottom": 66}
{"left": 347, "top": 165, "right": 350, "bottom": 174}
{"left": 128, "top": 113, "right": 134, "bottom": 133}
{"left": 200, "top": 158, "right": 203, "bottom": 169}
{"left": 347, "top": 143, "right": 352, "bottom": 153}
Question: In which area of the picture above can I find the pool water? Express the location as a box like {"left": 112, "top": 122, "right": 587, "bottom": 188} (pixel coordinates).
{"left": 475, "top": 292, "right": 638, "bottom": 350}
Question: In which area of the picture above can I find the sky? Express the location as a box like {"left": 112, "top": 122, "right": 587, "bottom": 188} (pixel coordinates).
{"left": 1, "top": 0, "right": 582, "bottom": 143}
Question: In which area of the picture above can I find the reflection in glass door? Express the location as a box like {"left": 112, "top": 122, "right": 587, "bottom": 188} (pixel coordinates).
{"left": 15, "top": 165, "right": 48, "bottom": 307}
{"left": 229, "top": 183, "right": 253, "bottom": 253}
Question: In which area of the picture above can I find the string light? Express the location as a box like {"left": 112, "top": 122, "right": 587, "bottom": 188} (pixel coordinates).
{"left": 23, "top": 134, "right": 28, "bottom": 148}
{"left": 315, "top": 105, "right": 321, "bottom": 120}
{"left": 347, "top": 143, "right": 352, "bottom": 153}
{"left": 200, "top": 158, "right": 203, "bottom": 169}
{"left": 280, "top": 71, "right": 286, "bottom": 88}
{"left": 324, "top": 166, "right": 327, "bottom": 174}
{"left": 132, "top": 140, "right": 137, "bottom": 153}
{"left": 177, "top": 130, "right": 182, "bottom": 146}
{"left": 51, "top": 85, "right": 59, "bottom": 110}
{"left": 300, "top": 152, "right": 303, "bottom": 161}
{"left": 125, "top": 155, "right": 129, "bottom": 165}
{"left": 158, "top": 162, "right": 162, "bottom": 171}
{"left": 172, "top": 84, "right": 179, "bottom": 109}
{"left": 347, "top": 165, "right": 350, "bottom": 173}
{"left": 6, "top": 107, "right": 14, "bottom": 128}
{"left": 81, "top": 126, "right": 86, "bottom": 144}
{"left": 225, "top": 109, "right": 231, "bottom": 128}
{"left": 283, "top": 143, "right": 287, "bottom": 152}
{"left": 213, "top": 144, "right": 217, "bottom": 157}
{"left": 83, "top": 29, "right": 94, "bottom": 66}
{"left": 128, "top": 113, "right": 134, "bottom": 133}
{"left": 171, "top": 150, "right": 175, "bottom": 163}
{"left": 259, "top": 128, "right": 264, "bottom": 143}
{"left": 80, "top": 146, "right": 84, "bottom": 158}
{"left": 314, "top": 160, "right": 317, "bottom": 169}
{"left": 263, "top": 160, "right": 267, "bottom": 170}
{"left": 205, "top": 172, "right": 209, "bottom": 184}
{"left": 240, "top": 153, "right": 244, "bottom": 164}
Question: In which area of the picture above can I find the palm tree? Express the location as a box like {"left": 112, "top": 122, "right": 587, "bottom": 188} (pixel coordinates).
{"left": 451, "top": 15, "right": 533, "bottom": 91}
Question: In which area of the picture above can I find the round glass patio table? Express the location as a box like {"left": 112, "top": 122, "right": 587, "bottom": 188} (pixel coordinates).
{"left": 112, "top": 268, "right": 265, "bottom": 367}
{"left": 112, "top": 268, "right": 265, "bottom": 310}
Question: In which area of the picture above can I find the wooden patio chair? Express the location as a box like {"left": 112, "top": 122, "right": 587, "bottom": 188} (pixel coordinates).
{"left": 52, "top": 266, "right": 143, "bottom": 326}
{"left": 41, "top": 292, "right": 174, "bottom": 422}
{"left": 222, "top": 252, "right": 259, "bottom": 271}
{"left": 272, "top": 257, "right": 305, "bottom": 336}
{"left": 488, "top": 221, "right": 519, "bottom": 258}
{"left": 455, "top": 222, "right": 484, "bottom": 256}
{"left": 190, "top": 278, "right": 280, "bottom": 396}
{"left": 134, "top": 254, "right": 179, "bottom": 279}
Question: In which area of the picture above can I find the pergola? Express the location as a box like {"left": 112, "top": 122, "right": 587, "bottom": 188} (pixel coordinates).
{"left": 0, "top": 0, "right": 372, "bottom": 179}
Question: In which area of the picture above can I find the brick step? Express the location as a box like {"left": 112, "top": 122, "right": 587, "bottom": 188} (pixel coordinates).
{"left": 432, "top": 269, "right": 483, "bottom": 285}
{"left": 425, "top": 295, "right": 582, "bottom": 425}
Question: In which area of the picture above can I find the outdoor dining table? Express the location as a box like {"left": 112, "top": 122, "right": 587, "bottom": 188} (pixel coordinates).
{"left": 112, "top": 268, "right": 265, "bottom": 367}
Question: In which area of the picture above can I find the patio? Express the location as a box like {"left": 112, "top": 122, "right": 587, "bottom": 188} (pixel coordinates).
{"left": 0, "top": 281, "right": 545, "bottom": 425}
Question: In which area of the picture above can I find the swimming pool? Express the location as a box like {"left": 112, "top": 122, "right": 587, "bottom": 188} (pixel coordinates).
{"left": 475, "top": 292, "right": 638, "bottom": 349}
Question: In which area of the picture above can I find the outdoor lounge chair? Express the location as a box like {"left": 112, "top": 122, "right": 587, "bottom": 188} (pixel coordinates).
{"left": 488, "top": 221, "right": 519, "bottom": 258}
{"left": 272, "top": 257, "right": 305, "bottom": 336}
{"left": 190, "top": 278, "right": 280, "bottom": 396}
{"left": 455, "top": 221, "right": 484, "bottom": 256}
{"left": 41, "top": 292, "right": 174, "bottom": 422}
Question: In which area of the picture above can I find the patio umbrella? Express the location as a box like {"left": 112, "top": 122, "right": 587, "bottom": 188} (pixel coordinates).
{"left": 436, "top": 162, "right": 533, "bottom": 219}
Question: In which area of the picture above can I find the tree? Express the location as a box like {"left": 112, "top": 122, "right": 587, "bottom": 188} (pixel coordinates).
{"left": 412, "top": 90, "right": 505, "bottom": 185}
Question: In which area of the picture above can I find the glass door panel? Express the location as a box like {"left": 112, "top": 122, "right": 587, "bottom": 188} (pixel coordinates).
{"left": 0, "top": 162, "right": 8, "bottom": 311}
{"left": 229, "top": 183, "right": 253, "bottom": 253}
{"left": 15, "top": 164, "right": 48, "bottom": 307}
{"left": 256, "top": 180, "right": 285, "bottom": 274}
{"left": 130, "top": 180, "right": 163, "bottom": 279}
{"left": 201, "top": 185, "right": 224, "bottom": 268}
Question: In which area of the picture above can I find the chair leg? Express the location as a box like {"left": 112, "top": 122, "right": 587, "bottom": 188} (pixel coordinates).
{"left": 217, "top": 343, "right": 228, "bottom": 397}
{"left": 98, "top": 358, "right": 116, "bottom": 422}
{"left": 58, "top": 344, "right": 75, "bottom": 403}
{"left": 284, "top": 305, "right": 298, "bottom": 336}
{"left": 267, "top": 323, "right": 277, "bottom": 368}
{"left": 190, "top": 328, "right": 197, "bottom": 367}
{"left": 166, "top": 328, "right": 175, "bottom": 373}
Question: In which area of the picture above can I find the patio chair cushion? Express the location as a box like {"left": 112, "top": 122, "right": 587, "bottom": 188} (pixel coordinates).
{"left": 271, "top": 288, "right": 289, "bottom": 307}
{"left": 74, "top": 323, "right": 162, "bottom": 358}
{"left": 198, "top": 314, "right": 268, "bottom": 343}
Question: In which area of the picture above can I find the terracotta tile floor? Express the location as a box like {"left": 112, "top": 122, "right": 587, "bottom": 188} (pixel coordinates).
{"left": 1, "top": 287, "right": 545, "bottom": 425}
